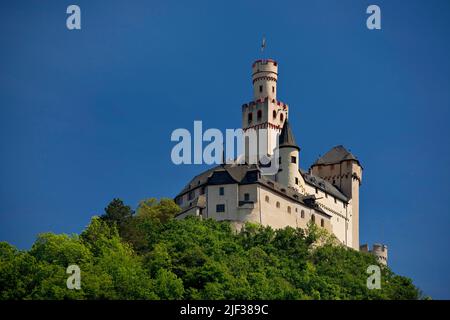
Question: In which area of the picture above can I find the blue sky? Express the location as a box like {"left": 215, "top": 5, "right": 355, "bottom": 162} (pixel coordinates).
{"left": 1, "top": 0, "right": 449, "bottom": 299}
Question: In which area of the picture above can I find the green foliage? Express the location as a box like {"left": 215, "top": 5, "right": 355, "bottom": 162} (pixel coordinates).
{"left": 0, "top": 198, "right": 421, "bottom": 300}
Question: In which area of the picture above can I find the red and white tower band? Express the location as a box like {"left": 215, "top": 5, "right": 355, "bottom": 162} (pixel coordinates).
{"left": 242, "top": 59, "right": 289, "bottom": 160}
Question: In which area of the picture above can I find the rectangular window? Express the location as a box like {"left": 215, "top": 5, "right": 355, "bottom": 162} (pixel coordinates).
{"left": 188, "top": 191, "right": 195, "bottom": 200}
{"left": 244, "top": 193, "right": 250, "bottom": 201}
{"left": 272, "top": 86, "right": 275, "bottom": 93}
{"left": 216, "top": 204, "right": 225, "bottom": 212}
{"left": 219, "top": 187, "right": 224, "bottom": 196}
{"left": 315, "top": 187, "right": 318, "bottom": 194}
{"left": 259, "top": 85, "right": 263, "bottom": 93}
{"left": 291, "top": 156, "right": 297, "bottom": 164}
{"left": 295, "top": 177, "right": 299, "bottom": 185}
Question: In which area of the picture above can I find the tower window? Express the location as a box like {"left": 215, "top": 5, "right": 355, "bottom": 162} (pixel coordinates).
{"left": 272, "top": 86, "right": 275, "bottom": 93}
{"left": 248, "top": 112, "right": 253, "bottom": 123}
{"left": 259, "top": 85, "right": 263, "bottom": 93}
{"left": 219, "top": 187, "right": 224, "bottom": 196}
{"left": 291, "top": 156, "right": 297, "bottom": 164}
{"left": 295, "top": 177, "right": 299, "bottom": 185}
{"left": 244, "top": 193, "right": 250, "bottom": 201}
{"left": 280, "top": 113, "right": 284, "bottom": 122}
{"left": 257, "top": 110, "right": 262, "bottom": 120}
{"left": 273, "top": 110, "right": 277, "bottom": 119}
{"left": 216, "top": 204, "right": 225, "bottom": 213}
{"left": 276, "top": 201, "right": 280, "bottom": 208}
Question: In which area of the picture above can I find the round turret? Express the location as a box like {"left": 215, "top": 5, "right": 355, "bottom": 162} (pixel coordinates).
{"left": 252, "top": 59, "right": 278, "bottom": 101}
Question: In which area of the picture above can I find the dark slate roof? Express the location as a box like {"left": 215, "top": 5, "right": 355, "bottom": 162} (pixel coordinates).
{"left": 300, "top": 169, "right": 348, "bottom": 202}
{"left": 279, "top": 120, "right": 300, "bottom": 150}
{"left": 175, "top": 163, "right": 341, "bottom": 214}
{"left": 312, "top": 145, "right": 360, "bottom": 166}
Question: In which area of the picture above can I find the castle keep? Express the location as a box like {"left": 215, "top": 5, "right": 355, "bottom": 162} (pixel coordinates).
{"left": 174, "top": 59, "right": 387, "bottom": 264}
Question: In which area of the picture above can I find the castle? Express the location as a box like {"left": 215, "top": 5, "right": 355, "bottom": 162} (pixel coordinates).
{"left": 174, "top": 58, "right": 387, "bottom": 265}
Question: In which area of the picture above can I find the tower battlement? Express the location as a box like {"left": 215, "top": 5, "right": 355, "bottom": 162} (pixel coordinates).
{"left": 360, "top": 243, "right": 388, "bottom": 265}
{"left": 252, "top": 59, "right": 278, "bottom": 101}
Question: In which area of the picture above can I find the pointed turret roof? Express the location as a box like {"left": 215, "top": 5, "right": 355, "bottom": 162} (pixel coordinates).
{"left": 313, "top": 145, "right": 360, "bottom": 166}
{"left": 279, "top": 120, "right": 300, "bottom": 150}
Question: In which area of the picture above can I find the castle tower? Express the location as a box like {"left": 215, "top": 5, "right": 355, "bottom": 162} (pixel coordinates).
{"left": 277, "top": 120, "right": 302, "bottom": 189}
{"left": 242, "top": 59, "right": 289, "bottom": 161}
{"left": 310, "top": 146, "right": 363, "bottom": 250}
{"left": 360, "top": 243, "right": 388, "bottom": 265}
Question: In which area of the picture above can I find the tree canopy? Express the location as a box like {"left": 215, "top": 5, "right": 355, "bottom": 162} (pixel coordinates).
{"left": 0, "top": 198, "right": 421, "bottom": 300}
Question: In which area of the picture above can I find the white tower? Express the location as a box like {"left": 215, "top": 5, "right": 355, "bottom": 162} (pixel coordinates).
{"left": 242, "top": 59, "right": 289, "bottom": 161}
{"left": 277, "top": 120, "right": 304, "bottom": 190}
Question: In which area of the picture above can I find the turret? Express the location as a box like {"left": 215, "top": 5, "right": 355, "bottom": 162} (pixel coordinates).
{"left": 252, "top": 59, "right": 278, "bottom": 101}
{"left": 277, "top": 120, "right": 301, "bottom": 189}
{"left": 311, "top": 145, "right": 363, "bottom": 249}
{"left": 242, "top": 59, "right": 288, "bottom": 159}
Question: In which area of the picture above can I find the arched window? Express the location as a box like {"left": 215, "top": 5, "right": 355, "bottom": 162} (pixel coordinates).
{"left": 273, "top": 110, "right": 277, "bottom": 119}
{"left": 301, "top": 210, "right": 305, "bottom": 219}
{"left": 321, "top": 219, "right": 325, "bottom": 227}
{"left": 287, "top": 206, "right": 291, "bottom": 213}
{"left": 311, "top": 214, "right": 315, "bottom": 224}
{"left": 280, "top": 113, "right": 284, "bottom": 122}
{"left": 257, "top": 110, "right": 262, "bottom": 120}
{"left": 248, "top": 112, "right": 253, "bottom": 123}
{"left": 276, "top": 201, "right": 280, "bottom": 208}
{"left": 265, "top": 195, "right": 270, "bottom": 203}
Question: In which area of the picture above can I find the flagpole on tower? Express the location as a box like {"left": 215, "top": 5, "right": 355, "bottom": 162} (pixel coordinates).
{"left": 261, "top": 36, "right": 266, "bottom": 59}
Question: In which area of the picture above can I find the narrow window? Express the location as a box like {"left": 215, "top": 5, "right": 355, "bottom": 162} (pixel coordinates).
{"left": 219, "top": 187, "right": 224, "bottom": 196}
{"left": 301, "top": 210, "right": 305, "bottom": 219}
{"left": 280, "top": 113, "right": 284, "bottom": 122}
{"left": 257, "top": 110, "right": 262, "bottom": 120}
{"left": 334, "top": 197, "right": 337, "bottom": 204}
{"left": 276, "top": 201, "right": 280, "bottom": 208}
{"left": 291, "top": 156, "right": 297, "bottom": 164}
{"left": 272, "top": 86, "right": 275, "bottom": 93}
{"left": 295, "top": 177, "right": 299, "bottom": 185}
{"left": 311, "top": 214, "right": 315, "bottom": 224}
{"left": 265, "top": 195, "right": 270, "bottom": 203}
{"left": 325, "top": 193, "right": 328, "bottom": 198}
{"left": 216, "top": 204, "right": 225, "bottom": 213}
{"left": 321, "top": 219, "right": 325, "bottom": 227}
{"left": 244, "top": 193, "right": 250, "bottom": 201}
{"left": 248, "top": 112, "right": 253, "bottom": 123}
{"left": 259, "top": 85, "right": 263, "bottom": 93}
{"left": 287, "top": 206, "right": 291, "bottom": 213}
{"left": 315, "top": 187, "right": 318, "bottom": 194}
{"left": 279, "top": 157, "right": 282, "bottom": 164}
{"left": 273, "top": 110, "right": 277, "bottom": 119}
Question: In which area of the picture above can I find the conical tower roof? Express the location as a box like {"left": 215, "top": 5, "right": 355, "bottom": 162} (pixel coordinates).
{"left": 279, "top": 120, "right": 300, "bottom": 150}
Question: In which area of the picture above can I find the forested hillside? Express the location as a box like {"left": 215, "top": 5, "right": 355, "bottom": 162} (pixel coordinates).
{"left": 0, "top": 198, "right": 420, "bottom": 300}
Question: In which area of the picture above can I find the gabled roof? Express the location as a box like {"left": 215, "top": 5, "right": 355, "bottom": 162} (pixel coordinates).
{"left": 313, "top": 145, "right": 360, "bottom": 166}
{"left": 279, "top": 120, "right": 300, "bottom": 150}
{"left": 300, "top": 169, "right": 348, "bottom": 202}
